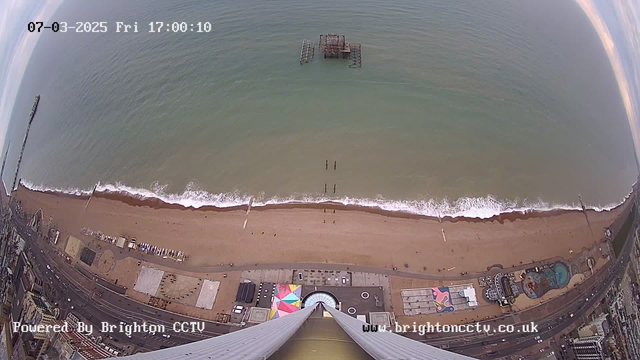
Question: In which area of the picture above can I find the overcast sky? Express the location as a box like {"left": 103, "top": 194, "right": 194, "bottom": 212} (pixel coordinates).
{"left": 0, "top": 0, "right": 63, "bottom": 154}
{"left": 1, "top": 0, "right": 639, "bottom": 163}
{"left": 572, "top": 0, "right": 640, "bottom": 168}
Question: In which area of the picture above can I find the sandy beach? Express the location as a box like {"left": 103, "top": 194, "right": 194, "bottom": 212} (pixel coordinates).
{"left": 14, "top": 185, "right": 630, "bottom": 275}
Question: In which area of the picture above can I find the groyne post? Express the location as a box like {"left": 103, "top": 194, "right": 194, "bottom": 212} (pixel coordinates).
{"left": 578, "top": 194, "right": 595, "bottom": 240}
{"left": 243, "top": 197, "right": 254, "bottom": 229}
{"left": 84, "top": 182, "right": 99, "bottom": 211}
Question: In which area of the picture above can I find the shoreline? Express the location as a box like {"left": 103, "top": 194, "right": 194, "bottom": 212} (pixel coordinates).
{"left": 18, "top": 180, "right": 633, "bottom": 224}
{"left": 97, "top": 190, "right": 592, "bottom": 224}
{"left": 12, "top": 183, "right": 631, "bottom": 273}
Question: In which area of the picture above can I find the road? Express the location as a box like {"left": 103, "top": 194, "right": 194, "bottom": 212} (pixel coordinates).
{"left": 412, "top": 215, "right": 636, "bottom": 359}
{"left": 9, "top": 201, "right": 637, "bottom": 358}
{"left": 12, "top": 212, "right": 233, "bottom": 354}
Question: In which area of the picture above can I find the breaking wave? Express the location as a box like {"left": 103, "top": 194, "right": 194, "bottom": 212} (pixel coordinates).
{"left": 19, "top": 180, "right": 629, "bottom": 219}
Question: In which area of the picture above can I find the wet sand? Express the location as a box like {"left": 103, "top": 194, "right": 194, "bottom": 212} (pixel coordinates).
{"left": 13, "top": 185, "right": 630, "bottom": 274}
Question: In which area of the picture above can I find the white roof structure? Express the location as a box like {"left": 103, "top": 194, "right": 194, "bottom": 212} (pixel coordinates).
{"left": 463, "top": 287, "right": 478, "bottom": 307}
{"left": 195, "top": 279, "right": 220, "bottom": 310}
{"left": 115, "top": 237, "right": 126, "bottom": 248}
{"left": 133, "top": 266, "right": 164, "bottom": 296}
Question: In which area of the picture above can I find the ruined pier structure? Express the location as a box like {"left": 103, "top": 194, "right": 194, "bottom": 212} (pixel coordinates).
{"left": 300, "top": 34, "right": 362, "bottom": 68}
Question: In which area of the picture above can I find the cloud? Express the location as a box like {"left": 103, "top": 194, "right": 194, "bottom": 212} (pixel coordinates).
{"left": 613, "top": 0, "right": 640, "bottom": 110}
{"left": 575, "top": 0, "right": 640, "bottom": 170}
{"left": 0, "top": 0, "right": 63, "bottom": 152}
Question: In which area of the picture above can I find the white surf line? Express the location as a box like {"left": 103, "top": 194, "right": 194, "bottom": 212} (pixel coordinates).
{"left": 243, "top": 196, "right": 253, "bottom": 229}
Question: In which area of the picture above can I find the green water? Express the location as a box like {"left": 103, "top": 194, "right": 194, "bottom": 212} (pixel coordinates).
{"left": 5, "top": 0, "right": 637, "bottom": 217}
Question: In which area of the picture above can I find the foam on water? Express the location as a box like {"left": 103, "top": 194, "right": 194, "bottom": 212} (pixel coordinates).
{"left": 19, "top": 179, "right": 629, "bottom": 219}
{"left": 20, "top": 181, "right": 93, "bottom": 197}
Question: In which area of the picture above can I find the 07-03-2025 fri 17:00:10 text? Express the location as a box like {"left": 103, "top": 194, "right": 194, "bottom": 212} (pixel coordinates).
{"left": 27, "top": 21, "right": 214, "bottom": 33}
